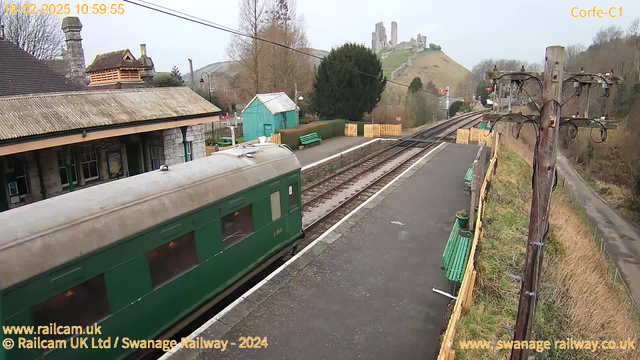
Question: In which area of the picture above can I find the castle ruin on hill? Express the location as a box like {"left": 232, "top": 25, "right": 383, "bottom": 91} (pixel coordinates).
{"left": 371, "top": 21, "right": 427, "bottom": 55}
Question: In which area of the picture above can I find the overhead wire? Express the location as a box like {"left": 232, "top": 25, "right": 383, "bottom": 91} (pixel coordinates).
{"left": 122, "top": 0, "right": 445, "bottom": 97}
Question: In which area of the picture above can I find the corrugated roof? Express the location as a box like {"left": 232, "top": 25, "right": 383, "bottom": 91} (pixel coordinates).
{"left": 0, "top": 87, "right": 221, "bottom": 141}
{"left": 0, "top": 38, "right": 84, "bottom": 97}
{"left": 86, "top": 49, "right": 144, "bottom": 72}
{"left": 242, "top": 92, "right": 296, "bottom": 115}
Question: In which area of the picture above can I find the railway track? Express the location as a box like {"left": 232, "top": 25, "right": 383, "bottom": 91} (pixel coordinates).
{"left": 140, "top": 111, "right": 485, "bottom": 360}
{"left": 300, "top": 112, "right": 484, "bottom": 245}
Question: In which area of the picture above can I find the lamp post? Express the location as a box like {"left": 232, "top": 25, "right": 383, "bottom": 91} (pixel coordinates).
{"left": 199, "top": 72, "right": 211, "bottom": 103}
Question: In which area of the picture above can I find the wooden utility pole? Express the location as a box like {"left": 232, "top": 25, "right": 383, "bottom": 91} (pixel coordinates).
{"left": 510, "top": 46, "right": 564, "bottom": 360}
{"left": 483, "top": 48, "right": 620, "bottom": 360}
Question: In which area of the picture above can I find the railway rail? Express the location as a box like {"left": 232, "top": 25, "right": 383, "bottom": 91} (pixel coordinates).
{"left": 300, "top": 111, "right": 484, "bottom": 245}
{"left": 141, "top": 111, "right": 485, "bottom": 360}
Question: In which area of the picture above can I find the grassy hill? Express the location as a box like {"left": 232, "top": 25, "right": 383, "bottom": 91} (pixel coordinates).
{"left": 383, "top": 50, "right": 471, "bottom": 94}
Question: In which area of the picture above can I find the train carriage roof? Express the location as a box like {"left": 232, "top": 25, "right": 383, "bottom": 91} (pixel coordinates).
{"left": 0, "top": 144, "right": 300, "bottom": 290}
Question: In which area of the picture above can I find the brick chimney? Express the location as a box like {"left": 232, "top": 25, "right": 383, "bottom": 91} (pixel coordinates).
{"left": 138, "top": 43, "right": 155, "bottom": 86}
{"left": 61, "top": 17, "right": 87, "bottom": 86}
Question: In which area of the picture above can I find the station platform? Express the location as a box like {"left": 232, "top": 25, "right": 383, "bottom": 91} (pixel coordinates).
{"left": 294, "top": 136, "right": 373, "bottom": 166}
{"left": 165, "top": 143, "right": 479, "bottom": 360}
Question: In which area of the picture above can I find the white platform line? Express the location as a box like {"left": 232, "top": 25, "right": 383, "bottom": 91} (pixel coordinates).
{"left": 301, "top": 138, "right": 396, "bottom": 171}
{"left": 161, "top": 141, "right": 446, "bottom": 359}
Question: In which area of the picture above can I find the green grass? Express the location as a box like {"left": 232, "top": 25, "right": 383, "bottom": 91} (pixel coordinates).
{"left": 453, "top": 149, "right": 582, "bottom": 360}
{"left": 382, "top": 50, "right": 413, "bottom": 71}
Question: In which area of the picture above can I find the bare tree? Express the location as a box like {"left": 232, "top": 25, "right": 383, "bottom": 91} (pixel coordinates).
{"left": 261, "top": 0, "right": 312, "bottom": 98}
{"left": 565, "top": 43, "right": 585, "bottom": 71}
{"left": 593, "top": 25, "right": 624, "bottom": 45}
{"left": 628, "top": 18, "right": 640, "bottom": 38}
{"left": 226, "top": 0, "right": 267, "bottom": 100}
{"left": 226, "top": 0, "right": 312, "bottom": 103}
{"left": 0, "top": 0, "right": 63, "bottom": 59}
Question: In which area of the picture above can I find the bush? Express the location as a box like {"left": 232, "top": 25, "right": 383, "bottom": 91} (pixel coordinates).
{"left": 449, "top": 101, "right": 464, "bottom": 116}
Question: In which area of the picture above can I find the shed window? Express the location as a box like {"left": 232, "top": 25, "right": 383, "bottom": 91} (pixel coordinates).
{"left": 271, "top": 192, "right": 281, "bottom": 221}
{"left": 57, "top": 149, "right": 78, "bottom": 187}
{"left": 147, "top": 232, "right": 198, "bottom": 288}
{"left": 289, "top": 183, "right": 298, "bottom": 208}
{"left": 222, "top": 205, "right": 254, "bottom": 248}
{"left": 31, "top": 275, "right": 111, "bottom": 342}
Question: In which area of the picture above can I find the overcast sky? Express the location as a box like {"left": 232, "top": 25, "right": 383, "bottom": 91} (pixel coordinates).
{"left": 74, "top": 0, "right": 640, "bottom": 73}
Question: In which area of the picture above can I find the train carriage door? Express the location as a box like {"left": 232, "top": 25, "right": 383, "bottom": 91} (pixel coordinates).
{"left": 286, "top": 175, "right": 302, "bottom": 240}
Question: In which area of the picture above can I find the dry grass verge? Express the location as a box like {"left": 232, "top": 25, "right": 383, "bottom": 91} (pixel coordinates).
{"left": 453, "top": 134, "right": 639, "bottom": 359}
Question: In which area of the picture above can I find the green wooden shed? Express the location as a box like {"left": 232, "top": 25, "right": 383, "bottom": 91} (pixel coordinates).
{"left": 241, "top": 92, "right": 298, "bottom": 141}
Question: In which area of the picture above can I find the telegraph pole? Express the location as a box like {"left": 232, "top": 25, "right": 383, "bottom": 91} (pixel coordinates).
{"left": 483, "top": 48, "right": 619, "bottom": 360}
{"left": 510, "top": 46, "right": 564, "bottom": 360}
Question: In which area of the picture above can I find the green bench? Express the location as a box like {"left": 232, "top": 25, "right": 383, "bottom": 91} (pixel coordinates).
{"left": 443, "top": 219, "right": 472, "bottom": 287}
{"left": 464, "top": 166, "right": 473, "bottom": 192}
{"left": 300, "top": 133, "right": 322, "bottom": 148}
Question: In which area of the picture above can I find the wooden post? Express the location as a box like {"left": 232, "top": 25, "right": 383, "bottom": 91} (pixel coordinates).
{"left": 469, "top": 159, "right": 479, "bottom": 229}
{"left": 510, "top": 46, "right": 565, "bottom": 360}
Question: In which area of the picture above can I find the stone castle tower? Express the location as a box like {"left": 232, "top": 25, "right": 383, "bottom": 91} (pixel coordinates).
{"left": 371, "top": 22, "right": 388, "bottom": 55}
{"left": 391, "top": 22, "right": 398, "bottom": 47}
{"left": 61, "top": 17, "right": 87, "bottom": 86}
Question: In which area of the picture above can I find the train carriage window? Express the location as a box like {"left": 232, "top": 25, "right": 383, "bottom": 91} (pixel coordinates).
{"left": 271, "top": 192, "right": 281, "bottom": 221}
{"left": 221, "top": 205, "right": 254, "bottom": 248}
{"left": 147, "top": 232, "right": 198, "bottom": 288}
{"left": 31, "top": 275, "right": 111, "bottom": 342}
{"left": 289, "top": 183, "right": 298, "bottom": 208}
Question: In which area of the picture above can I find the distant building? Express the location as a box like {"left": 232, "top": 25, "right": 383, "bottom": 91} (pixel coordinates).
{"left": 86, "top": 49, "right": 149, "bottom": 89}
{"left": 242, "top": 92, "right": 297, "bottom": 141}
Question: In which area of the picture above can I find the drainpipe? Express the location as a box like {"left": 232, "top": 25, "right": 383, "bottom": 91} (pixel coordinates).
{"left": 36, "top": 151, "right": 47, "bottom": 199}
{"left": 180, "top": 126, "right": 190, "bottom": 162}
{"left": 64, "top": 146, "right": 74, "bottom": 192}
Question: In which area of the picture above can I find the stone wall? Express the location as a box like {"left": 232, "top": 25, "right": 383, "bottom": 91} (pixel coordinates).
{"left": 301, "top": 139, "right": 393, "bottom": 187}
{"left": 162, "top": 124, "right": 206, "bottom": 166}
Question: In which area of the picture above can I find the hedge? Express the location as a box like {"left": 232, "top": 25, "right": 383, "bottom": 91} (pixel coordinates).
{"left": 276, "top": 119, "right": 371, "bottom": 148}
{"left": 278, "top": 120, "right": 346, "bottom": 148}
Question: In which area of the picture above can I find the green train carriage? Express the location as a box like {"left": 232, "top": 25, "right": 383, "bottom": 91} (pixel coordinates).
{"left": 0, "top": 144, "right": 302, "bottom": 360}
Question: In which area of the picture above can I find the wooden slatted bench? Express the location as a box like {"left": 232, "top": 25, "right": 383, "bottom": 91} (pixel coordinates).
{"left": 300, "top": 133, "right": 322, "bottom": 148}
{"left": 464, "top": 166, "right": 473, "bottom": 193}
{"left": 442, "top": 218, "right": 472, "bottom": 292}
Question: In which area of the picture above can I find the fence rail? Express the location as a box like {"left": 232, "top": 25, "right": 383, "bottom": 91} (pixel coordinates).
{"left": 438, "top": 133, "right": 500, "bottom": 360}
{"left": 205, "top": 133, "right": 281, "bottom": 156}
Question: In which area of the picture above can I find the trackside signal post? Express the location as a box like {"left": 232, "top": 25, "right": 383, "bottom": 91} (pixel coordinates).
{"left": 483, "top": 46, "right": 620, "bottom": 360}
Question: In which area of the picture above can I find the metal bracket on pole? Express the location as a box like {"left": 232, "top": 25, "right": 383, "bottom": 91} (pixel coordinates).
{"left": 507, "top": 273, "right": 523, "bottom": 283}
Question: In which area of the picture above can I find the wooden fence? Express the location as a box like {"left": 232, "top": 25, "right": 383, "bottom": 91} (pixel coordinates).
{"left": 437, "top": 133, "right": 500, "bottom": 360}
{"left": 205, "top": 133, "right": 281, "bottom": 156}
{"left": 456, "top": 129, "right": 470, "bottom": 144}
{"left": 363, "top": 124, "right": 401, "bottom": 138}
{"left": 345, "top": 123, "right": 358, "bottom": 137}
{"left": 380, "top": 124, "right": 402, "bottom": 136}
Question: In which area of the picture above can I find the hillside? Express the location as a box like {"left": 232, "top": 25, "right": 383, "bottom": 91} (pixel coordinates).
{"left": 187, "top": 48, "right": 329, "bottom": 85}
{"left": 384, "top": 50, "right": 471, "bottom": 94}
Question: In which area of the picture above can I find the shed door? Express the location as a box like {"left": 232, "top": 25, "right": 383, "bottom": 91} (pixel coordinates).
{"left": 264, "top": 124, "right": 273, "bottom": 137}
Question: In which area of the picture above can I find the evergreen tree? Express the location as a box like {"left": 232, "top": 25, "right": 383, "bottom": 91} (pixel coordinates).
{"left": 170, "top": 66, "right": 184, "bottom": 83}
{"left": 310, "top": 43, "right": 386, "bottom": 120}
{"left": 408, "top": 77, "right": 423, "bottom": 93}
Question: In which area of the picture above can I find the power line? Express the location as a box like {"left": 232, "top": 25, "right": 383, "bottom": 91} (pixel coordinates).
{"left": 122, "top": 0, "right": 444, "bottom": 97}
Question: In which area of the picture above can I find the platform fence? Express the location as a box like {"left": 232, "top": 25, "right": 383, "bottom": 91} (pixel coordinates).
{"left": 438, "top": 133, "right": 500, "bottom": 360}
{"left": 363, "top": 124, "right": 401, "bottom": 138}
{"left": 205, "top": 133, "right": 281, "bottom": 156}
